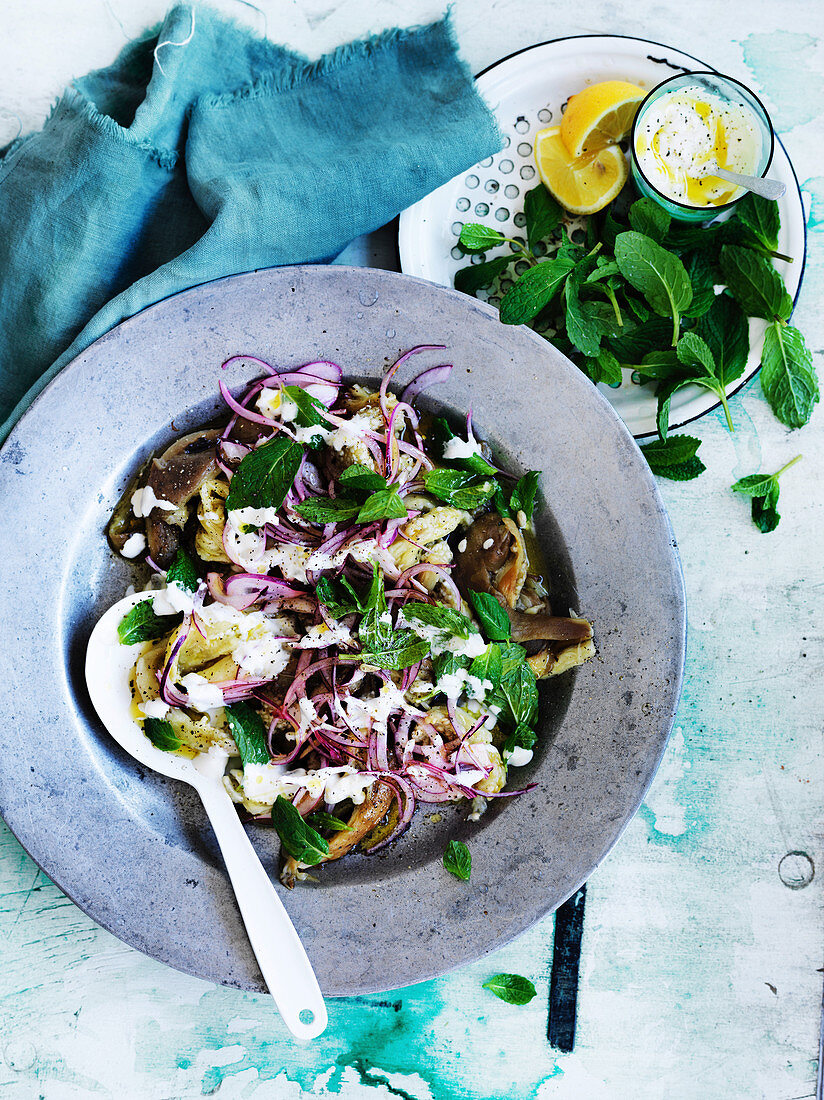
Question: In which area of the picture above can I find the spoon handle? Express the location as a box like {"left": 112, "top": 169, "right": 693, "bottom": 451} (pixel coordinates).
{"left": 197, "top": 779, "right": 328, "bottom": 1040}
{"left": 714, "top": 166, "right": 787, "bottom": 200}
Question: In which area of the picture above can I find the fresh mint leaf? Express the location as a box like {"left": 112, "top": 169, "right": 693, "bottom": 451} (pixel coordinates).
{"left": 281, "top": 385, "right": 332, "bottom": 445}
{"left": 499, "top": 641, "right": 528, "bottom": 677}
{"left": 357, "top": 487, "right": 407, "bottom": 524}
{"left": 564, "top": 263, "right": 602, "bottom": 358}
{"left": 719, "top": 245, "right": 792, "bottom": 322}
{"left": 423, "top": 469, "right": 497, "bottom": 511}
{"left": 760, "top": 322, "right": 819, "bottom": 429}
{"left": 628, "top": 197, "right": 671, "bottom": 243}
{"left": 655, "top": 377, "right": 692, "bottom": 442}
{"left": 482, "top": 973, "right": 537, "bottom": 1005}
{"left": 694, "top": 294, "right": 750, "bottom": 387}
{"left": 143, "top": 717, "right": 181, "bottom": 752}
{"left": 429, "top": 418, "right": 497, "bottom": 476}
{"left": 509, "top": 471, "right": 540, "bottom": 521}
{"left": 293, "top": 496, "right": 362, "bottom": 523}
{"left": 306, "top": 812, "right": 352, "bottom": 834}
{"left": 315, "top": 576, "right": 359, "bottom": 618}
{"left": 731, "top": 455, "right": 801, "bottom": 534}
{"left": 524, "top": 185, "right": 562, "bottom": 250}
{"left": 640, "top": 435, "right": 706, "bottom": 481}
{"left": 225, "top": 702, "right": 270, "bottom": 767}
{"left": 403, "top": 603, "right": 476, "bottom": 638}
{"left": 338, "top": 463, "right": 387, "bottom": 497}
{"left": 455, "top": 255, "right": 515, "bottom": 295}
{"left": 226, "top": 436, "right": 304, "bottom": 513}
{"left": 582, "top": 348, "right": 623, "bottom": 388}
{"left": 468, "top": 591, "right": 511, "bottom": 641}
{"left": 676, "top": 332, "right": 717, "bottom": 378}
{"left": 681, "top": 251, "right": 716, "bottom": 318}
{"left": 165, "top": 548, "right": 199, "bottom": 594}
{"left": 614, "top": 231, "right": 693, "bottom": 345}
{"left": 434, "top": 651, "right": 472, "bottom": 683}
{"left": 607, "top": 317, "right": 671, "bottom": 361}
{"left": 117, "top": 600, "right": 182, "bottom": 645}
{"left": 443, "top": 839, "right": 472, "bottom": 881}
{"left": 469, "top": 643, "right": 502, "bottom": 690}
{"left": 737, "top": 193, "right": 780, "bottom": 253}
{"left": 360, "top": 636, "right": 430, "bottom": 671}
{"left": 503, "top": 722, "right": 537, "bottom": 758}
{"left": 499, "top": 257, "right": 575, "bottom": 325}
{"left": 271, "top": 796, "right": 329, "bottom": 865}
{"left": 459, "top": 223, "right": 506, "bottom": 253}
{"left": 634, "top": 350, "right": 684, "bottom": 381}
{"left": 501, "top": 663, "right": 538, "bottom": 727}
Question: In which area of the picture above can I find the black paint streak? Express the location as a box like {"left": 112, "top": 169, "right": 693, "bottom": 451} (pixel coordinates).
{"left": 646, "top": 54, "right": 691, "bottom": 73}
{"left": 548, "top": 885, "right": 586, "bottom": 1052}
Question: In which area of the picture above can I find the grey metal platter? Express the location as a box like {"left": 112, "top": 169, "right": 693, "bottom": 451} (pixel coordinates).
{"left": 0, "top": 265, "right": 685, "bottom": 995}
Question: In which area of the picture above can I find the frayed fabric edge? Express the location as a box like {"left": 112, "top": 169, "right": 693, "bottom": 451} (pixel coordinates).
{"left": 198, "top": 11, "right": 465, "bottom": 110}
{"left": 47, "top": 89, "right": 179, "bottom": 170}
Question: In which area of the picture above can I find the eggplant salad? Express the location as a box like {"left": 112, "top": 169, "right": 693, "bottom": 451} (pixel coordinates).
{"left": 107, "top": 348, "right": 594, "bottom": 884}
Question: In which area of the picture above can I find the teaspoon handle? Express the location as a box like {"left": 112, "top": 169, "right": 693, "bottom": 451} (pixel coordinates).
{"left": 714, "top": 166, "right": 787, "bottom": 200}
{"left": 197, "top": 779, "right": 328, "bottom": 1040}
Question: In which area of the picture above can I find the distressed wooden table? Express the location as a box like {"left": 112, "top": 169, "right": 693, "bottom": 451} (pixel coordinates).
{"left": 1, "top": 1, "right": 822, "bottom": 1096}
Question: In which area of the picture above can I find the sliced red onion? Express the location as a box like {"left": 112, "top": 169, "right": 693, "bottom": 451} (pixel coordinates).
{"left": 401, "top": 364, "right": 453, "bottom": 404}
{"left": 379, "top": 345, "right": 447, "bottom": 419}
{"left": 219, "top": 379, "right": 280, "bottom": 426}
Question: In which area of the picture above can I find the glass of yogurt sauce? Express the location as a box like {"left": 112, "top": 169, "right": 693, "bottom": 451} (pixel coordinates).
{"left": 630, "top": 71, "right": 774, "bottom": 222}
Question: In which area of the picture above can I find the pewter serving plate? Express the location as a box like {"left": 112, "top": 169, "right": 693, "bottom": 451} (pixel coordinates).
{"left": 0, "top": 266, "right": 685, "bottom": 995}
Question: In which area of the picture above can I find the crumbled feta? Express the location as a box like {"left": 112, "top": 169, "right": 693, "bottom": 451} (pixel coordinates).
{"left": 179, "top": 673, "right": 225, "bottom": 711}
{"left": 299, "top": 621, "right": 352, "bottom": 649}
{"left": 152, "top": 581, "right": 195, "bottom": 616}
{"left": 438, "top": 668, "right": 491, "bottom": 702}
{"left": 234, "top": 633, "right": 292, "bottom": 678}
{"left": 131, "top": 486, "right": 177, "bottom": 518}
{"left": 121, "top": 532, "right": 146, "bottom": 558}
{"left": 442, "top": 435, "right": 483, "bottom": 461}
{"left": 326, "top": 411, "right": 375, "bottom": 451}
{"left": 506, "top": 746, "right": 534, "bottom": 767}
{"left": 241, "top": 763, "right": 375, "bottom": 806}
{"left": 139, "top": 698, "right": 170, "bottom": 719}
{"left": 294, "top": 423, "right": 332, "bottom": 445}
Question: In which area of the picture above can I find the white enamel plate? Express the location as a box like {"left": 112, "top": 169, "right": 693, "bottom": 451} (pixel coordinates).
{"left": 398, "top": 35, "right": 807, "bottom": 439}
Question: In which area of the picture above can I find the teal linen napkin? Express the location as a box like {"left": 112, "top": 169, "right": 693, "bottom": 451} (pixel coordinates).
{"left": 0, "top": 5, "right": 501, "bottom": 441}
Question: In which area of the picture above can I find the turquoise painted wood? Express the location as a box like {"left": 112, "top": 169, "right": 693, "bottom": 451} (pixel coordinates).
{"left": 1, "top": 1, "right": 822, "bottom": 1096}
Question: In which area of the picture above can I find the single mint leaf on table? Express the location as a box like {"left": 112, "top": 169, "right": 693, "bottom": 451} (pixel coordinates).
{"left": 306, "top": 812, "right": 352, "bottom": 834}
{"left": 455, "top": 255, "right": 515, "bottom": 295}
{"left": 731, "top": 455, "right": 802, "bottom": 534}
{"left": 509, "top": 471, "right": 540, "bottom": 521}
{"left": 719, "top": 245, "right": 793, "bottom": 322}
{"left": 423, "top": 468, "right": 497, "bottom": 511}
{"left": 468, "top": 590, "right": 511, "bottom": 642}
{"left": 293, "top": 496, "right": 362, "bottom": 524}
{"left": 225, "top": 702, "right": 270, "bottom": 766}
{"left": 523, "top": 184, "right": 562, "bottom": 250}
{"left": 458, "top": 223, "right": 507, "bottom": 253}
{"left": 338, "top": 463, "right": 387, "bottom": 497}
{"left": 736, "top": 193, "right": 781, "bottom": 253}
{"left": 143, "top": 717, "right": 181, "bottom": 753}
{"left": 271, "top": 795, "right": 329, "bottom": 865}
{"left": 443, "top": 839, "right": 472, "bottom": 881}
{"left": 117, "top": 600, "right": 182, "bottom": 645}
{"left": 628, "top": 197, "right": 671, "bottom": 243}
{"left": 469, "top": 643, "right": 502, "bottom": 690}
{"left": 694, "top": 294, "right": 750, "bottom": 388}
{"left": 639, "top": 435, "right": 706, "bottom": 481}
{"left": 165, "top": 548, "right": 200, "bottom": 593}
{"left": 482, "top": 973, "right": 537, "bottom": 1005}
{"left": 226, "top": 435, "right": 304, "bottom": 513}
{"left": 403, "top": 603, "right": 477, "bottom": 638}
{"left": 357, "top": 487, "right": 407, "bottom": 523}
{"left": 499, "top": 257, "right": 575, "bottom": 325}
{"left": 760, "top": 323, "right": 819, "bottom": 429}
{"left": 613, "top": 231, "right": 693, "bottom": 346}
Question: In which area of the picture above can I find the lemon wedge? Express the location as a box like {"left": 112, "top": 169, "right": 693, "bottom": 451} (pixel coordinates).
{"left": 560, "top": 80, "right": 645, "bottom": 158}
{"left": 534, "top": 126, "right": 628, "bottom": 215}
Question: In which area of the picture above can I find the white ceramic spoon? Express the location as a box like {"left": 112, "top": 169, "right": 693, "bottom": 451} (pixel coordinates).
{"left": 85, "top": 592, "right": 328, "bottom": 1041}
